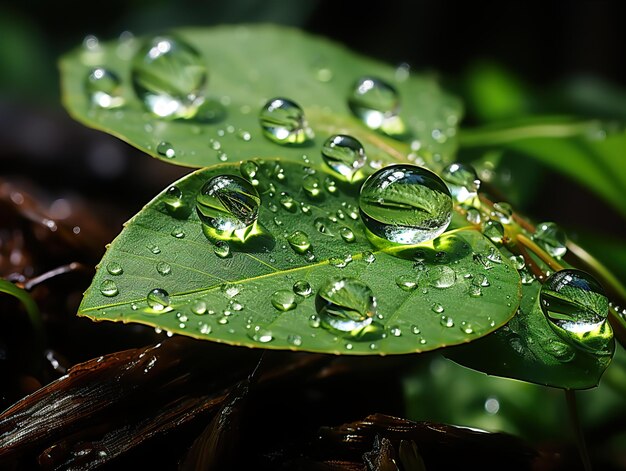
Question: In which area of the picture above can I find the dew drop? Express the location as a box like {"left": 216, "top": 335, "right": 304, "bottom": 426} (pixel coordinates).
{"left": 460, "top": 321, "right": 474, "bottom": 334}
{"left": 314, "top": 217, "right": 335, "bottom": 235}
{"left": 431, "top": 303, "right": 445, "bottom": 313}
{"left": 156, "top": 141, "right": 176, "bottom": 159}
{"left": 491, "top": 202, "right": 513, "bottom": 224}
{"left": 348, "top": 76, "right": 404, "bottom": 135}
{"left": 196, "top": 174, "right": 260, "bottom": 240}
{"left": 533, "top": 222, "right": 567, "bottom": 258}
{"left": 324, "top": 177, "right": 338, "bottom": 194}
{"left": 199, "top": 323, "right": 212, "bottom": 335}
{"left": 221, "top": 283, "right": 242, "bottom": 298}
{"left": 213, "top": 240, "right": 230, "bottom": 258}
{"left": 321, "top": 134, "right": 367, "bottom": 182}
{"left": 156, "top": 261, "right": 171, "bottom": 276}
{"left": 191, "top": 300, "right": 207, "bottom": 315}
{"left": 279, "top": 193, "right": 297, "bottom": 212}
{"left": 465, "top": 207, "right": 482, "bottom": 225}
{"left": 131, "top": 35, "right": 207, "bottom": 119}
{"left": 441, "top": 162, "right": 480, "bottom": 204}
{"left": 147, "top": 288, "right": 170, "bottom": 311}
{"left": 287, "top": 334, "right": 303, "bottom": 346}
{"left": 163, "top": 186, "right": 187, "bottom": 216}
{"left": 440, "top": 315, "right": 454, "bottom": 327}
{"left": 395, "top": 275, "right": 418, "bottom": 291}
{"left": 339, "top": 227, "right": 356, "bottom": 243}
{"left": 170, "top": 226, "right": 185, "bottom": 239}
{"left": 411, "top": 325, "right": 421, "bottom": 335}
{"left": 293, "top": 280, "right": 313, "bottom": 297}
{"left": 239, "top": 160, "right": 259, "bottom": 184}
{"left": 362, "top": 251, "right": 376, "bottom": 264}
{"left": 271, "top": 290, "right": 297, "bottom": 311}
{"left": 316, "top": 277, "right": 379, "bottom": 337}
{"left": 286, "top": 230, "right": 311, "bottom": 254}
{"left": 389, "top": 325, "right": 402, "bottom": 337}
{"left": 540, "top": 269, "right": 611, "bottom": 349}
{"left": 85, "top": 67, "right": 124, "bottom": 109}
{"left": 259, "top": 97, "right": 313, "bottom": 144}
{"left": 427, "top": 266, "right": 456, "bottom": 289}
{"left": 309, "top": 314, "right": 321, "bottom": 328}
{"left": 302, "top": 175, "right": 322, "bottom": 199}
{"left": 99, "top": 279, "right": 119, "bottom": 297}
{"left": 482, "top": 220, "right": 505, "bottom": 244}
{"left": 106, "top": 262, "right": 123, "bottom": 276}
{"left": 249, "top": 326, "right": 273, "bottom": 343}
{"left": 509, "top": 255, "right": 526, "bottom": 270}
{"left": 359, "top": 164, "right": 452, "bottom": 244}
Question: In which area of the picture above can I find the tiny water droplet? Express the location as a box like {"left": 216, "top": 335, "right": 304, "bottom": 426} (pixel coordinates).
{"left": 287, "top": 334, "right": 303, "bottom": 346}
{"left": 293, "top": 280, "right": 313, "bottom": 297}
{"left": 221, "top": 283, "right": 242, "bottom": 298}
{"left": 491, "top": 202, "right": 513, "bottom": 224}
{"left": 286, "top": 230, "right": 311, "bottom": 254}
{"left": 359, "top": 164, "right": 452, "bottom": 244}
{"left": 309, "top": 314, "right": 321, "bottom": 328}
{"left": 147, "top": 288, "right": 170, "bottom": 311}
{"left": 157, "top": 141, "right": 176, "bottom": 159}
{"left": 321, "top": 134, "right": 367, "bottom": 182}
{"left": 314, "top": 217, "right": 334, "bottom": 235}
{"left": 441, "top": 162, "right": 480, "bottom": 204}
{"left": 171, "top": 226, "right": 185, "bottom": 238}
{"left": 214, "top": 240, "right": 230, "bottom": 258}
{"left": 131, "top": 35, "right": 207, "bottom": 119}
{"left": 239, "top": 160, "right": 259, "bottom": 184}
{"left": 427, "top": 266, "right": 456, "bottom": 289}
{"left": 316, "top": 277, "right": 378, "bottom": 337}
{"left": 156, "top": 261, "right": 171, "bottom": 276}
{"left": 106, "top": 261, "right": 123, "bottom": 276}
{"left": 362, "top": 251, "right": 376, "bottom": 264}
{"left": 473, "top": 273, "right": 490, "bottom": 287}
{"left": 482, "top": 220, "right": 505, "bottom": 244}
{"left": 533, "top": 222, "right": 567, "bottom": 258}
{"left": 259, "top": 97, "right": 313, "bottom": 144}
{"left": 100, "top": 279, "right": 119, "bottom": 297}
{"left": 324, "top": 177, "right": 338, "bottom": 194}
{"left": 509, "top": 255, "right": 526, "bottom": 270}
{"left": 199, "top": 323, "right": 212, "bottom": 334}
{"left": 339, "top": 227, "right": 355, "bottom": 243}
{"left": 191, "top": 300, "right": 207, "bottom": 315}
{"left": 411, "top": 325, "right": 421, "bottom": 335}
{"left": 389, "top": 325, "right": 402, "bottom": 337}
{"left": 279, "top": 193, "right": 297, "bottom": 212}
{"left": 196, "top": 174, "right": 260, "bottom": 240}
{"left": 431, "top": 303, "right": 445, "bottom": 313}
{"left": 440, "top": 315, "right": 454, "bottom": 327}
{"left": 271, "top": 290, "right": 297, "bottom": 311}
{"left": 486, "top": 247, "right": 502, "bottom": 264}
{"left": 469, "top": 285, "right": 482, "bottom": 297}
{"left": 395, "top": 275, "right": 418, "bottom": 291}
{"left": 460, "top": 321, "right": 474, "bottom": 334}
{"left": 465, "top": 207, "right": 482, "bottom": 225}
{"left": 237, "top": 129, "right": 252, "bottom": 141}
{"left": 302, "top": 175, "right": 322, "bottom": 199}
{"left": 85, "top": 67, "right": 125, "bottom": 109}
{"left": 249, "top": 325, "right": 273, "bottom": 343}
{"left": 163, "top": 186, "right": 187, "bottom": 216}
{"left": 520, "top": 269, "right": 535, "bottom": 285}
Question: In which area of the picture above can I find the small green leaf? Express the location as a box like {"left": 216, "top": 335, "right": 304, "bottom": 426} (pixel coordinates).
{"left": 78, "top": 161, "right": 519, "bottom": 355}
{"left": 445, "top": 279, "right": 615, "bottom": 390}
{"left": 59, "top": 25, "right": 462, "bottom": 169}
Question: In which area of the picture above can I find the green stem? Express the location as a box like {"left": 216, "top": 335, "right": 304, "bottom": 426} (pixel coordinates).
{"left": 458, "top": 120, "right": 599, "bottom": 147}
{"left": 565, "top": 389, "right": 592, "bottom": 471}
{"left": 0, "top": 279, "right": 46, "bottom": 350}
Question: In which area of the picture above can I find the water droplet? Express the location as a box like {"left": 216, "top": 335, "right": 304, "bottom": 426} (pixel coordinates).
{"left": 324, "top": 177, "right": 338, "bottom": 194}
{"left": 469, "top": 285, "right": 482, "bottom": 297}
{"left": 339, "top": 227, "right": 355, "bottom": 243}
{"left": 249, "top": 325, "right": 273, "bottom": 343}
{"left": 486, "top": 247, "right": 502, "bottom": 264}
{"left": 321, "top": 135, "right": 367, "bottom": 182}
{"left": 395, "top": 275, "right": 418, "bottom": 291}
{"left": 131, "top": 35, "right": 207, "bottom": 119}
{"left": 348, "top": 76, "right": 403, "bottom": 134}
{"left": 509, "top": 255, "right": 526, "bottom": 270}
{"left": 214, "top": 241, "right": 230, "bottom": 258}
{"left": 520, "top": 269, "right": 535, "bottom": 285}
{"left": 482, "top": 220, "right": 504, "bottom": 244}
{"left": 441, "top": 162, "right": 480, "bottom": 204}
{"left": 362, "top": 251, "right": 376, "bottom": 264}
{"left": 293, "top": 280, "right": 313, "bottom": 297}
{"left": 411, "top": 325, "right": 421, "bottom": 335}
{"left": 316, "top": 277, "right": 378, "bottom": 337}
{"left": 170, "top": 226, "right": 185, "bottom": 239}
{"left": 279, "top": 193, "right": 297, "bottom": 212}
{"left": 329, "top": 254, "right": 352, "bottom": 268}
{"left": 314, "top": 217, "right": 335, "bottom": 235}
{"left": 540, "top": 269, "right": 610, "bottom": 348}
{"left": 473, "top": 274, "right": 490, "bottom": 287}
{"left": 302, "top": 175, "right": 322, "bottom": 199}
{"left": 271, "top": 290, "right": 297, "bottom": 311}
{"left": 237, "top": 129, "right": 252, "bottom": 141}
{"left": 431, "top": 303, "right": 445, "bottom": 313}
{"left": 389, "top": 325, "right": 402, "bottom": 337}
{"left": 440, "top": 315, "right": 454, "bottom": 327}
{"left": 85, "top": 68, "right": 124, "bottom": 109}
{"left": 533, "top": 222, "right": 567, "bottom": 258}
{"left": 199, "top": 323, "right": 212, "bottom": 335}
{"left": 239, "top": 160, "right": 259, "bottom": 184}
{"left": 191, "top": 300, "right": 207, "bottom": 315}
{"left": 465, "top": 207, "right": 482, "bottom": 225}
{"left": 460, "top": 321, "right": 474, "bottom": 334}
{"left": 221, "top": 283, "right": 242, "bottom": 298}
{"left": 163, "top": 186, "right": 188, "bottom": 216}
{"left": 156, "top": 261, "right": 171, "bottom": 276}
{"left": 359, "top": 164, "right": 452, "bottom": 244}
{"left": 426, "top": 266, "right": 456, "bottom": 289}
{"left": 287, "top": 334, "right": 303, "bottom": 346}
{"left": 196, "top": 174, "right": 260, "bottom": 240}
{"left": 106, "top": 262, "right": 123, "bottom": 276}
{"left": 100, "top": 279, "right": 118, "bottom": 297}
{"left": 286, "top": 230, "right": 311, "bottom": 254}
{"left": 147, "top": 288, "right": 170, "bottom": 311}
{"left": 156, "top": 141, "right": 176, "bottom": 159}
{"left": 259, "top": 97, "right": 313, "bottom": 144}
{"left": 491, "top": 202, "right": 513, "bottom": 224}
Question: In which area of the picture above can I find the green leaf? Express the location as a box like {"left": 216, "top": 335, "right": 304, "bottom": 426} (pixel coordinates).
{"left": 59, "top": 25, "right": 462, "bottom": 169}
{"left": 444, "top": 278, "right": 615, "bottom": 390}
{"left": 78, "top": 160, "right": 519, "bottom": 355}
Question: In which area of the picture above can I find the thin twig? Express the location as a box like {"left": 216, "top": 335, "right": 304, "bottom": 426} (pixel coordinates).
{"left": 565, "top": 389, "right": 592, "bottom": 471}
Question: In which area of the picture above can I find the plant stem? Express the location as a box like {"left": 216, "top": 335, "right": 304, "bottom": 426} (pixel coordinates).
{"left": 0, "top": 279, "right": 46, "bottom": 351}
{"left": 516, "top": 234, "right": 564, "bottom": 273}
{"left": 565, "top": 389, "right": 592, "bottom": 471}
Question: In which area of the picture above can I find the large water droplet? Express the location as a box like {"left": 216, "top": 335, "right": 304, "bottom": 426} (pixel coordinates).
{"left": 359, "top": 164, "right": 452, "bottom": 244}
{"left": 100, "top": 279, "right": 118, "bottom": 297}
{"left": 533, "top": 222, "right": 567, "bottom": 258}
{"left": 132, "top": 35, "right": 207, "bottom": 119}
{"left": 287, "top": 230, "right": 311, "bottom": 254}
{"left": 147, "top": 288, "right": 170, "bottom": 312}
{"left": 540, "top": 269, "right": 610, "bottom": 349}
{"left": 259, "top": 97, "right": 313, "bottom": 145}
{"left": 196, "top": 174, "right": 260, "bottom": 240}
{"left": 441, "top": 163, "right": 480, "bottom": 204}
{"left": 348, "top": 76, "right": 403, "bottom": 134}
{"left": 271, "top": 290, "right": 297, "bottom": 311}
{"left": 106, "top": 261, "right": 123, "bottom": 276}
{"left": 316, "top": 278, "right": 381, "bottom": 340}
{"left": 321, "top": 135, "right": 367, "bottom": 182}
{"left": 85, "top": 68, "right": 124, "bottom": 109}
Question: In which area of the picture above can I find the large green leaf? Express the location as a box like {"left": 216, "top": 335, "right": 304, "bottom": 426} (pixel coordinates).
{"left": 60, "top": 25, "right": 462, "bottom": 169}
{"left": 444, "top": 277, "right": 615, "bottom": 389}
{"left": 78, "top": 160, "right": 520, "bottom": 355}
